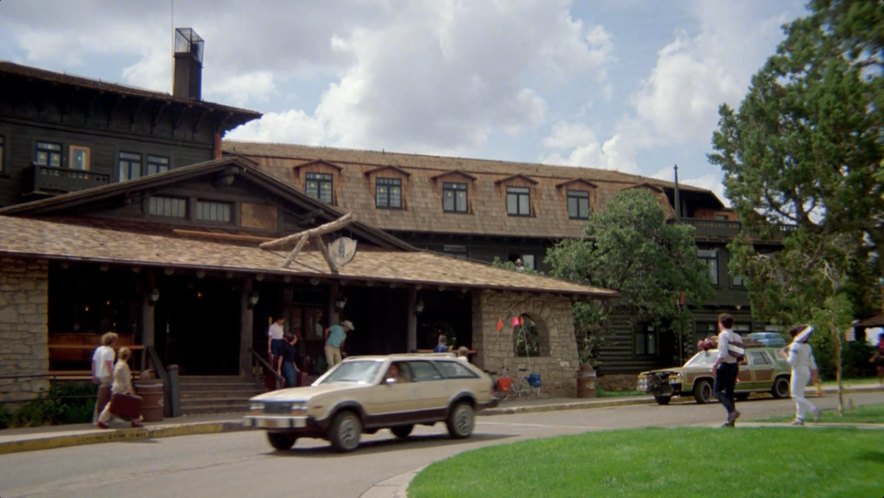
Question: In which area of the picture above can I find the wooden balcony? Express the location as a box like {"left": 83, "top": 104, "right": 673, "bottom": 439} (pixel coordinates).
{"left": 24, "top": 164, "right": 111, "bottom": 195}
{"left": 674, "top": 217, "right": 793, "bottom": 243}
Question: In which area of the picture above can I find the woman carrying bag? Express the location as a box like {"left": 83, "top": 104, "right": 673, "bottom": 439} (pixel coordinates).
{"left": 96, "top": 347, "right": 144, "bottom": 429}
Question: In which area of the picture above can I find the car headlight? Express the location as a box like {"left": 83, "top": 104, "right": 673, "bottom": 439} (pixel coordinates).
{"left": 248, "top": 402, "right": 264, "bottom": 413}
{"left": 669, "top": 373, "right": 683, "bottom": 384}
{"left": 290, "top": 401, "right": 308, "bottom": 415}
{"left": 637, "top": 377, "right": 648, "bottom": 390}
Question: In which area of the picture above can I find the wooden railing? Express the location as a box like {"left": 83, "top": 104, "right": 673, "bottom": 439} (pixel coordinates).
{"left": 23, "top": 164, "right": 111, "bottom": 194}
{"left": 250, "top": 348, "right": 284, "bottom": 391}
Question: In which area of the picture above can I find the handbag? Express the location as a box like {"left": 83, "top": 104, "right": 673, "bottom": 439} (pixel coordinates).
{"left": 109, "top": 392, "right": 143, "bottom": 419}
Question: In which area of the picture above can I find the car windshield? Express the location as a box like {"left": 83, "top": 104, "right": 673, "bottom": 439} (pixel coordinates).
{"left": 319, "top": 360, "right": 383, "bottom": 384}
{"left": 684, "top": 350, "right": 717, "bottom": 367}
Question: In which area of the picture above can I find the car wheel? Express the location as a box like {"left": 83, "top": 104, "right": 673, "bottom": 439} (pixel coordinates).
{"left": 771, "top": 376, "right": 790, "bottom": 399}
{"left": 329, "top": 411, "right": 362, "bottom": 453}
{"left": 654, "top": 395, "right": 671, "bottom": 405}
{"left": 446, "top": 402, "right": 475, "bottom": 439}
{"left": 391, "top": 424, "right": 414, "bottom": 439}
{"left": 693, "top": 379, "right": 713, "bottom": 404}
{"left": 267, "top": 432, "right": 297, "bottom": 451}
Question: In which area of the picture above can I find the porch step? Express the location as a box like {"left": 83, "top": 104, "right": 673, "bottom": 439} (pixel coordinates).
{"left": 178, "top": 375, "right": 264, "bottom": 416}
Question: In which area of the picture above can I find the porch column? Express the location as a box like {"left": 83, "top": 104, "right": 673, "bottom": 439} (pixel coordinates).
{"left": 140, "top": 274, "right": 156, "bottom": 371}
{"left": 407, "top": 287, "right": 417, "bottom": 353}
{"left": 239, "top": 279, "right": 255, "bottom": 377}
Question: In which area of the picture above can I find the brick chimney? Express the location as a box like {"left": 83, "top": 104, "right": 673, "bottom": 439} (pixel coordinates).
{"left": 173, "top": 27, "right": 203, "bottom": 100}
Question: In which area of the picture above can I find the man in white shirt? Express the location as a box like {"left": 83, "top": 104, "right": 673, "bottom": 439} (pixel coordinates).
{"left": 91, "top": 332, "right": 117, "bottom": 423}
{"left": 267, "top": 316, "right": 286, "bottom": 365}
{"left": 785, "top": 324, "right": 821, "bottom": 425}
{"left": 711, "top": 313, "right": 742, "bottom": 427}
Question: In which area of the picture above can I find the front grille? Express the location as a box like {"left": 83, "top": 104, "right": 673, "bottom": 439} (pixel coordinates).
{"left": 263, "top": 402, "right": 292, "bottom": 414}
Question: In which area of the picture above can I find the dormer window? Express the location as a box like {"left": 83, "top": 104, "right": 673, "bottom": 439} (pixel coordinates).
{"left": 506, "top": 186, "right": 531, "bottom": 216}
{"left": 567, "top": 190, "right": 590, "bottom": 219}
{"left": 443, "top": 182, "right": 468, "bottom": 213}
{"left": 376, "top": 177, "right": 402, "bottom": 209}
{"left": 305, "top": 172, "right": 333, "bottom": 203}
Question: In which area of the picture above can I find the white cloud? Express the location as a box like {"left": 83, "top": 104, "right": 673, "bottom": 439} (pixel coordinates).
{"left": 227, "top": 109, "right": 326, "bottom": 144}
{"left": 208, "top": 72, "right": 277, "bottom": 108}
{"left": 541, "top": 125, "right": 638, "bottom": 173}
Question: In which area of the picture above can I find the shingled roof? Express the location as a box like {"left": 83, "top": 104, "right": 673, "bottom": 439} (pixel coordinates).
{"left": 223, "top": 141, "right": 722, "bottom": 239}
{"left": 0, "top": 214, "right": 616, "bottom": 299}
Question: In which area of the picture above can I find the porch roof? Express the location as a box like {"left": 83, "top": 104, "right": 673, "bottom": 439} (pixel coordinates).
{"left": 0, "top": 215, "right": 616, "bottom": 299}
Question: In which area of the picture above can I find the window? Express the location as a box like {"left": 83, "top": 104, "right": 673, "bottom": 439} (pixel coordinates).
{"left": 35, "top": 141, "right": 62, "bottom": 167}
{"left": 305, "top": 172, "right": 333, "bottom": 203}
{"left": 376, "top": 177, "right": 402, "bottom": 209}
{"left": 506, "top": 186, "right": 531, "bottom": 216}
{"left": 146, "top": 155, "right": 170, "bottom": 176}
{"left": 695, "top": 322, "right": 717, "bottom": 344}
{"left": 148, "top": 196, "right": 186, "bottom": 218}
{"left": 442, "top": 182, "right": 468, "bottom": 213}
{"left": 196, "top": 200, "right": 232, "bottom": 222}
{"left": 442, "top": 244, "right": 468, "bottom": 259}
{"left": 698, "top": 249, "right": 719, "bottom": 285}
{"left": 118, "top": 152, "right": 142, "bottom": 182}
{"left": 567, "top": 190, "right": 590, "bottom": 219}
{"left": 69, "top": 145, "right": 91, "bottom": 170}
{"left": 731, "top": 272, "right": 745, "bottom": 288}
{"left": 635, "top": 325, "right": 658, "bottom": 355}
{"left": 514, "top": 314, "right": 540, "bottom": 357}
{"left": 0, "top": 135, "right": 5, "bottom": 173}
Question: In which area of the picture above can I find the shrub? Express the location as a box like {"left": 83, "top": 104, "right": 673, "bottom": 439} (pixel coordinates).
{"left": 0, "top": 403, "right": 12, "bottom": 429}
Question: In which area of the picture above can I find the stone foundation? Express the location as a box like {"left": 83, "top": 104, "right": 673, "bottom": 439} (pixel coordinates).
{"left": 597, "top": 374, "right": 638, "bottom": 391}
{"left": 0, "top": 257, "right": 49, "bottom": 405}
{"left": 472, "top": 290, "right": 580, "bottom": 397}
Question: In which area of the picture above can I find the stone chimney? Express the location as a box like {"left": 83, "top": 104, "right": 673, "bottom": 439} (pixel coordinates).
{"left": 173, "top": 27, "right": 203, "bottom": 100}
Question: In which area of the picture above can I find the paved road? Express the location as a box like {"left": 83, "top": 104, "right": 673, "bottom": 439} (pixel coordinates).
{"left": 1, "top": 392, "right": 881, "bottom": 498}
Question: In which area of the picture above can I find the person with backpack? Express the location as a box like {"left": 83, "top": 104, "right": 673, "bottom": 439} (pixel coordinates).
{"left": 711, "top": 313, "right": 743, "bottom": 427}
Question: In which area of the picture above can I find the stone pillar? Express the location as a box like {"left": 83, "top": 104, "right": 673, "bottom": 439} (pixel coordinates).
{"left": 471, "top": 290, "right": 579, "bottom": 397}
{"left": 0, "top": 257, "right": 50, "bottom": 405}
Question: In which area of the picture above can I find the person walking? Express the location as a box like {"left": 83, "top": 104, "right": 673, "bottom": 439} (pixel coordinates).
{"left": 711, "top": 313, "right": 742, "bottom": 427}
{"left": 91, "top": 332, "right": 117, "bottom": 423}
{"left": 277, "top": 332, "right": 300, "bottom": 388}
{"left": 97, "top": 347, "right": 143, "bottom": 428}
{"left": 267, "top": 316, "right": 286, "bottom": 367}
{"left": 785, "top": 324, "right": 821, "bottom": 425}
{"left": 324, "top": 320, "right": 355, "bottom": 368}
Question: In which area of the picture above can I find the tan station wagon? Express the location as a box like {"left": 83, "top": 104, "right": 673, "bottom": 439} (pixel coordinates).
{"left": 636, "top": 346, "right": 791, "bottom": 405}
{"left": 245, "top": 353, "right": 498, "bottom": 452}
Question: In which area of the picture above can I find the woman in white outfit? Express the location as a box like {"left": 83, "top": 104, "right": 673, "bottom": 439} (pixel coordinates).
{"left": 784, "top": 324, "right": 821, "bottom": 425}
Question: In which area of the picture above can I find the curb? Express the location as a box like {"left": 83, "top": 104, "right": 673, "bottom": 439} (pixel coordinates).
{"left": 0, "top": 420, "right": 249, "bottom": 455}
{"left": 483, "top": 396, "right": 656, "bottom": 415}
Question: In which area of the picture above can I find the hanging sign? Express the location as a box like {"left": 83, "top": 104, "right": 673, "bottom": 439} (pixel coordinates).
{"left": 328, "top": 237, "right": 358, "bottom": 267}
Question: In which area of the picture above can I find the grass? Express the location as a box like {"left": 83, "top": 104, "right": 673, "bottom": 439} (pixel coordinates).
{"left": 409, "top": 425, "right": 884, "bottom": 497}
{"left": 760, "top": 402, "right": 884, "bottom": 424}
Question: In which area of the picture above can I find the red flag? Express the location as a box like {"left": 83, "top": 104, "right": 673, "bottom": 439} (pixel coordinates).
{"left": 496, "top": 319, "right": 504, "bottom": 333}
{"left": 512, "top": 316, "right": 522, "bottom": 327}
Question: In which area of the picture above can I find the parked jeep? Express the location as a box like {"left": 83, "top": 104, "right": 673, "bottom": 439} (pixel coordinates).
{"left": 636, "top": 347, "right": 791, "bottom": 405}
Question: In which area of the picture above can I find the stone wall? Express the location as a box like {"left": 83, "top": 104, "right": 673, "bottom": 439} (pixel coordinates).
{"left": 0, "top": 257, "right": 49, "bottom": 404}
{"left": 472, "top": 290, "right": 580, "bottom": 397}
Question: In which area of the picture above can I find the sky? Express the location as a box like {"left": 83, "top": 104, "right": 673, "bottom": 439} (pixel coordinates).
{"left": 0, "top": 0, "right": 810, "bottom": 204}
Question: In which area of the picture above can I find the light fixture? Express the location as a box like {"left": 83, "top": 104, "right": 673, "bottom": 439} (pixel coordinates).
{"left": 148, "top": 288, "right": 160, "bottom": 305}
{"left": 248, "top": 291, "right": 260, "bottom": 309}
{"left": 415, "top": 299, "right": 425, "bottom": 314}
{"left": 335, "top": 296, "right": 347, "bottom": 310}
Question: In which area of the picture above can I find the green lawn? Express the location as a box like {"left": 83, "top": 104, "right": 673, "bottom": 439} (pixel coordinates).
{"left": 761, "top": 402, "right": 884, "bottom": 424}
{"left": 409, "top": 424, "right": 884, "bottom": 497}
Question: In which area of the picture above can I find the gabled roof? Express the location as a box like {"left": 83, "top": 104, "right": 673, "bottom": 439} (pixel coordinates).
{"left": 292, "top": 159, "right": 343, "bottom": 172}
{"left": 0, "top": 157, "right": 412, "bottom": 251}
{"left": 555, "top": 179, "right": 598, "bottom": 190}
{"left": 0, "top": 61, "right": 261, "bottom": 132}
{"left": 0, "top": 214, "right": 617, "bottom": 299}
{"left": 430, "top": 170, "right": 477, "bottom": 182}
{"left": 364, "top": 165, "right": 411, "bottom": 177}
{"left": 494, "top": 174, "right": 539, "bottom": 186}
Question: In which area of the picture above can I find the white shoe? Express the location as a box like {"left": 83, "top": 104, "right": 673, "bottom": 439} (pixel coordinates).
{"left": 790, "top": 419, "right": 804, "bottom": 426}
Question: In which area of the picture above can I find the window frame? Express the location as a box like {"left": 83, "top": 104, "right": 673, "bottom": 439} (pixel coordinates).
{"left": 506, "top": 186, "right": 531, "bottom": 216}
{"left": 567, "top": 189, "right": 590, "bottom": 219}
{"left": 635, "top": 324, "right": 658, "bottom": 356}
{"left": 698, "top": 248, "right": 719, "bottom": 286}
{"left": 305, "top": 172, "right": 334, "bottom": 203}
{"left": 68, "top": 145, "right": 91, "bottom": 171}
{"left": 35, "top": 141, "right": 63, "bottom": 168}
{"left": 195, "top": 199, "right": 233, "bottom": 223}
{"left": 146, "top": 155, "right": 170, "bottom": 176}
{"left": 147, "top": 196, "right": 187, "bottom": 218}
{"left": 375, "top": 177, "right": 403, "bottom": 209}
{"left": 442, "top": 182, "right": 468, "bottom": 213}
{"left": 118, "top": 151, "right": 143, "bottom": 182}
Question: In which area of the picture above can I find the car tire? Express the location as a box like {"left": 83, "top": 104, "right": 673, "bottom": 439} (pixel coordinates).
{"left": 267, "top": 432, "right": 297, "bottom": 451}
{"left": 391, "top": 424, "right": 414, "bottom": 439}
{"left": 654, "top": 395, "right": 671, "bottom": 405}
{"left": 693, "top": 379, "right": 713, "bottom": 404}
{"left": 771, "top": 376, "right": 790, "bottom": 399}
{"left": 446, "top": 402, "right": 475, "bottom": 439}
{"left": 329, "top": 411, "right": 362, "bottom": 453}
